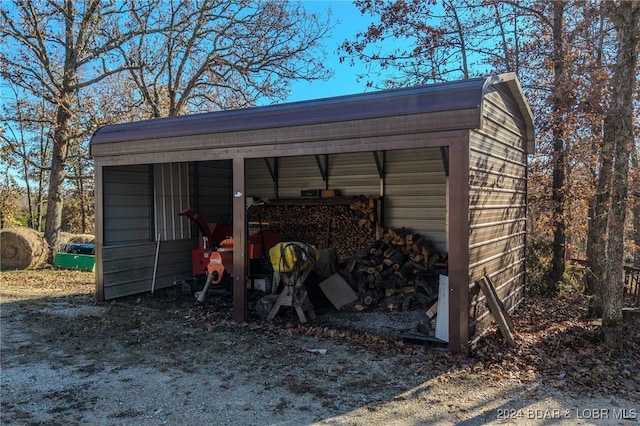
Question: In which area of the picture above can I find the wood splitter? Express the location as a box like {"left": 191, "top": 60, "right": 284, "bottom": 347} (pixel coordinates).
{"left": 179, "top": 209, "right": 279, "bottom": 302}
{"left": 179, "top": 210, "right": 228, "bottom": 302}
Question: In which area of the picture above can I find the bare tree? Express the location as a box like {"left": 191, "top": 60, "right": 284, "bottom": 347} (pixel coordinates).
{"left": 339, "top": 0, "right": 484, "bottom": 89}
{"left": 0, "top": 133, "right": 25, "bottom": 228}
{"left": 547, "top": 2, "right": 570, "bottom": 290}
{"left": 600, "top": 0, "right": 639, "bottom": 350}
{"left": 584, "top": 2, "right": 613, "bottom": 304}
{"left": 503, "top": 1, "right": 581, "bottom": 293}
{"left": 0, "top": 82, "right": 52, "bottom": 230}
{"left": 0, "top": 0, "right": 153, "bottom": 260}
{"left": 123, "top": 0, "right": 333, "bottom": 117}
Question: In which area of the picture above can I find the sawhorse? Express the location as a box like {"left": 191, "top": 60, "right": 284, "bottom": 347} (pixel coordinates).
{"left": 267, "top": 266, "right": 315, "bottom": 323}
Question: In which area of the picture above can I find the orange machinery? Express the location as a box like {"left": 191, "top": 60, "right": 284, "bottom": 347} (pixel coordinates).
{"left": 179, "top": 209, "right": 279, "bottom": 280}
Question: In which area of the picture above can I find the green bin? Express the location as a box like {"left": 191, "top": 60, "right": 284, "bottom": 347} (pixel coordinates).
{"left": 53, "top": 252, "right": 95, "bottom": 272}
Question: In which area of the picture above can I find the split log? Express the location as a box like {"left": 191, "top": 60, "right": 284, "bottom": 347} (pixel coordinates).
{"left": 362, "top": 291, "right": 376, "bottom": 306}
{"left": 380, "top": 268, "right": 395, "bottom": 280}
{"left": 347, "top": 226, "right": 448, "bottom": 310}
{"left": 375, "top": 279, "right": 398, "bottom": 289}
{"left": 389, "top": 251, "right": 406, "bottom": 265}
{"left": 426, "top": 302, "right": 438, "bottom": 318}
{"left": 383, "top": 246, "right": 397, "bottom": 258}
{"left": 415, "top": 279, "right": 436, "bottom": 296}
{"left": 385, "top": 288, "right": 401, "bottom": 298}
{"left": 342, "top": 258, "right": 356, "bottom": 273}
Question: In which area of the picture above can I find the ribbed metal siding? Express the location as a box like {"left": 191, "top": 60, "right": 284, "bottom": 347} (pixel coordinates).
{"left": 153, "top": 163, "right": 190, "bottom": 240}
{"left": 245, "top": 150, "right": 447, "bottom": 252}
{"left": 246, "top": 158, "right": 276, "bottom": 199}
{"left": 325, "top": 152, "right": 379, "bottom": 196}
{"left": 276, "top": 155, "right": 326, "bottom": 198}
{"left": 468, "top": 87, "right": 528, "bottom": 341}
{"left": 385, "top": 148, "right": 447, "bottom": 252}
{"left": 103, "top": 239, "right": 195, "bottom": 299}
{"left": 193, "top": 160, "right": 233, "bottom": 225}
{"left": 103, "top": 165, "right": 151, "bottom": 245}
{"left": 102, "top": 164, "right": 195, "bottom": 300}
{"left": 246, "top": 153, "right": 380, "bottom": 199}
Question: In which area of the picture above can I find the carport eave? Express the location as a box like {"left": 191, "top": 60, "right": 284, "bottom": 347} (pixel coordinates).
{"left": 90, "top": 78, "right": 487, "bottom": 147}
{"left": 89, "top": 107, "right": 480, "bottom": 166}
{"left": 90, "top": 129, "right": 471, "bottom": 167}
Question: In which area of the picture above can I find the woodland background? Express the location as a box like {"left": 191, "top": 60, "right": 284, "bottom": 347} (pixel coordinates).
{"left": 1, "top": 0, "right": 638, "bottom": 349}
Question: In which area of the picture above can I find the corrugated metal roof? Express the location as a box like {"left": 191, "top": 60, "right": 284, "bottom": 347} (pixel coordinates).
{"left": 91, "top": 77, "right": 488, "bottom": 145}
{"left": 91, "top": 73, "right": 534, "bottom": 153}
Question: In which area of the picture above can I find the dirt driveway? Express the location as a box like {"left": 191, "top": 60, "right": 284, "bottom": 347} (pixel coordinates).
{"left": 1, "top": 270, "right": 638, "bottom": 425}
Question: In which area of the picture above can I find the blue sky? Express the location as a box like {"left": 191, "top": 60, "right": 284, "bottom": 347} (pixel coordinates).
{"left": 0, "top": 1, "right": 375, "bottom": 109}
{"left": 285, "top": 0, "right": 373, "bottom": 103}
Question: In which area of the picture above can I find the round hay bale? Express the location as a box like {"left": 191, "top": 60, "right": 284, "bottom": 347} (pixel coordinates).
{"left": 0, "top": 227, "right": 48, "bottom": 270}
{"left": 60, "top": 232, "right": 95, "bottom": 245}
{"left": 59, "top": 231, "right": 73, "bottom": 245}
{"left": 68, "top": 234, "right": 95, "bottom": 244}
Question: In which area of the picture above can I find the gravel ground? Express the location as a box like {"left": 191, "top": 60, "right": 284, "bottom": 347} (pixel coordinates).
{"left": 1, "top": 270, "right": 638, "bottom": 425}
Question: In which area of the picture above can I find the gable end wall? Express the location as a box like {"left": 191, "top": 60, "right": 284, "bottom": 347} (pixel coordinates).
{"left": 468, "top": 86, "right": 528, "bottom": 343}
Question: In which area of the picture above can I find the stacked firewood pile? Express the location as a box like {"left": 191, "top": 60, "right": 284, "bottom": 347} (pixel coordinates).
{"left": 348, "top": 196, "right": 377, "bottom": 231}
{"left": 347, "top": 227, "right": 447, "bottom": 311}
{"left": 250, "top": 195, "right": 447, "bottom": 311}
{"left": 248, "top": 196, "right": 379, "bottom": 259}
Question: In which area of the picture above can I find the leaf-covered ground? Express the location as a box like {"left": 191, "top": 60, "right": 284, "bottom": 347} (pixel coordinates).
{"left": 1, "top": 270, "right": 638, "bottom": 425}
{"left": 472, "top": 293, "right": 640, "bottom": 401}
{"left": 170, "top": 281, "right": 640, "bottom": 403}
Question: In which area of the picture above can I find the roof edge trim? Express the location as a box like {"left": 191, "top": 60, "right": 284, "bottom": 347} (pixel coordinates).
{"left": 483, "top": 73, "right": 535, "bottom": 153}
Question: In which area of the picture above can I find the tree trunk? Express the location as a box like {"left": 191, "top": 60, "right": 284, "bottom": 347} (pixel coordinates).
{"left": 585, "top": 6, "right": 608, "bottom": 302}
{"left": 43, "top": 0, "right": 78, "bottom": 263}
{"left": 44, "top": 103, "right": 72, "bottom": 262}
{"left": 601, "top": 0, "right": 639, "bottom": 351}
{"left": 631, "top": 143, "right": 640, "bottom": 268}
{"left": 80, "top": 175, "right": 87, "bottom": 234}
{"left": 550, "top": 1, "right": 568, "bottom": 293}
{"left": 585, "top": 129, "right": 612, "bottom": 304}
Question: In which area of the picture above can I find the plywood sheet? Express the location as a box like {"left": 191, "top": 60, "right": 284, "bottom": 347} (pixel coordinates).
{"left": 319, "top": 273, "right": 358, "bottom": 309}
